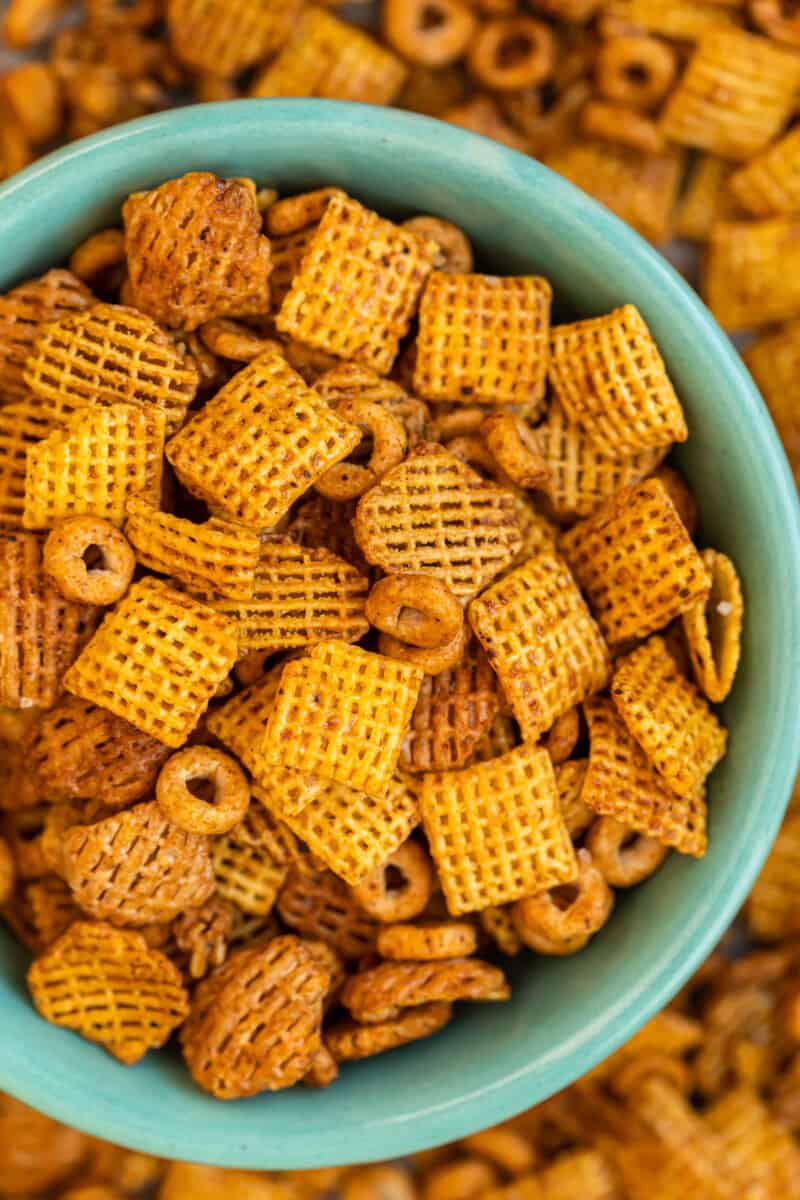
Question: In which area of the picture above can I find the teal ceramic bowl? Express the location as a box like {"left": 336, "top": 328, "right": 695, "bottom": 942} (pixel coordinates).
{"left": 1, "top": 100, "right": 799, "bottom": 1169}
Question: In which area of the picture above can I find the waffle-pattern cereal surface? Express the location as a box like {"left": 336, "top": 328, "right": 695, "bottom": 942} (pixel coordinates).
{"left": 583, "top": 696, "right": 707, "bottom": 856}
{"left": 124, "top": 493, "right": 261, "bottom": 600}
{"left": 730, "top": 125, "right": 800, "bottom": 218}
{"left": 413, "top": 272, "right": 552, "bottom": 412}
{"left": 23, "top": 302, "right": 198, "bottom": 435}
{"left": 327, "top": 1002, "right": 452, "bottom": 1062}
{"left": 123, "top": 173, "right": 272, "bottom": 331}
{"left": 27, "top": 921, "right": 189, "bottom": 1065}
{"left": 23, "top": 403, "right": 165, "bottom": 530}
{"left": 262, "top": 641, "right": 423, "bottom": 799}
{"left": 355, "top": 442, "right": 522, "bottom": 599}
{"left": 277, "top": 864, "right": 379, "bottom": 960}
{"left": 63, "top": 577, "right": 237, "bottom": 747}
{"left": 167, "top": 0, "right": 302, "bottom": 77}
{"left": 251, "top": 8, "right": 408, "bottom": 107}
{"left": 420, "top": 743, "right": 578, "bottom": 915}
{"left": 704, "top": 217, "right": 800, "bottom": 332}
{"left": 0, "top": 402, "right": 61, "bottom": 530}
{"left": 0, "top": 270, "right": 93, "bottom": 404}
{"left": 548, "top": 305, "right": 687, "bottom": 457}
{"left": 341, "top": 956, "right": 510, "bottom": 1023}
{"left": 211, "top": 834, "right": 288, "bottom": 917}
{"left": 560, "top": 478, "right": 710, "bottom": 644}
{"left": 469, "top": 554, "right": 611, "bottom": 742}
{"left": 276, "top": 193, "right": 437, "bottom": 375}
{"left": 611, "top": 636, "right": 727, "bottom": 801}
{"left": 166, "top": 353, "right": 360, "bottom": 529}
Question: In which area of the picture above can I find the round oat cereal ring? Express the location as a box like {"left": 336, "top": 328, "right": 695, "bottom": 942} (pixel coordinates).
{"left": 750, "top": 0, "right": 800, "bottom": 46}
{"left": 266, "top": 187, "right": 345, "bottom": 236}
{"left": 383, "top": 0, "right": 477, "bottom": 67}
{"left": 353, "top": 840, "right": 434, "bottom": 923}
{"left": 402, "top": 216, "right": 474, "bottom": 274}
{"left": 512, "top": 849, "right": 614, "bottom": 955}
{"left": 0, "top": 835, "right": 14, "bottom": 905}
{"left": 467, "top": 17, "right": 556, "bottom": 92}
{"left": 156, "top": 746, "right": 250, "bottom": 837}
{"left": 43, "top": 515, "right": 135, "bottom": 606}
{"left": 378, "top": 620, "right": 469, "bottom": 674}
{"left": 586, "top": 816, "right": 668, "bottom": 887}
{"left": 596, "top": 35, "right": 677, "bottom": 109}
{"left": 481, "top": 412, "right": 550, "bottom": 489}
{"left": 367, "top": 574, "right": 464, "bottom": 649}
{"left": 316, "top": 399, "right": 407, "bottom": 501}
{"left": 377, "top": 920, "right": 478, "bottom": 960}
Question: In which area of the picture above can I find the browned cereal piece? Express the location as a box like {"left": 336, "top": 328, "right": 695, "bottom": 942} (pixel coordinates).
{"left": 62, "top": 800, "right": 215, "bottom": 925}
{"left": 583, "top": 696, "right": 707, "bottom": 856}
{"left": 125, "top": 494, "right": 260, "bottom": 601}
{"left": 681, "top": 549, "right": 743, "bottom": 703}
{"left": 597, "top": 34, "right": 677, "bottom": 109}
{"left": 545, "top": 706, "right": 581, "bottom": 766}
{"left": 383, "top": 0, "right": 476, "bottom": 68}
{"left": 512, "top": 847, "right": 614, "bottom": 955}
{"left": 0, "top": 532, "right": 99, "bottom": 709}
{"left": 424, "top": 1159, "right": 499, "bottom": 1200}
{"left": 0, "top": 835, "right": 14, "bottom": 905}
{"left": 43, "top": 516, "right": 135, "bottom": 606}
{"left": 379, "top": 620, "right": 470, "bottom": 677}
{"left": 68, "top": 229, "right": 126, "bottom": 290}
{"left": 166, "top": 353, "right": 360, "bottom": 529}
{"left": 704, "top": 217, "right": 800, "bottom": 331}
{"left": 342, "top": 1165, "right": 419, "bottom": 1200}
{"left": 586, "top": 817, "right": 668, "bottom": 887}
{"left": 316, "top": 397, "right": 407, "bottom": 500}
{"left": 266, "top": 188, "right": 346, "bottom": 237}
{"left": 24, "top": 302, "right": 197, "bottom": 435}
{"left": 123, "top": 173, "right": 271, "bottom": 332}
{"left": 560, "top": 478, "right": 710, "bottom": 644}
{"left": 251, "top": 9, "right": 408, "bottom": 107}
{"left": 232, "top": 798, "right": 308, "bottom": 868}
{"left": 303, "top": 1044, "right": 339, "bottom": 1088}
{"left": 314, "top": 361, "right": 432, "bottom": 449}
{"left": 479, "top": 905, "right": 522, "bottom": 956}
{"left": 341, "top": 956, "right": 509, "bottom": 1023}
{"left": 173, "top": 896, "right": 234, "bottom": 979}
{"left": 421, "top": 743, "right": 577, "bottom": 915}
{"left": 199, "top": 318, "right": 281, "bottom": 364}
{"left": 367, "top": 574, "right": 463, "bottom": 650}
{"left": 262, "top": 641, "right": 423, "bottom": 800}
{"left": 328, "top": 1002, "right": 453, "bottom": 1063}
{"left": 461, "top": 1128, "right": 536, "bottom": 1176}
{"left": 211, "top": 833, "right": 288, "bottom": 916}
{"left": 156, "top": 746, "right": 249, "bottom": 836}
{"left": 400, "top": 639, "right": 500, "bottom": 773}
{"left": 467, "top": 15, "right": 554, "bottom": 92}
{"left": 673, "top": 154, "right": 742, "bottom": 243}
{"left": 0, "top": 402, "right": 62, "bottom": 531}
{"left": 23, "top": 403, "right": 165, "bottom": 530}
{"left": 402, "top": 216, "right": 474, "bottom": 275}
{"left": 351, "top": 839, "right": 435, "bottom": 922}
{"left": 414, "top": 272, "right": 551, "bottom": 413}
{"left": 603, "top": 0, "right": 741, "bottom": 40}
{"left": 28, "top": 920, "right": 189, "bottom": 1064}
{"left": 27, "top": 695, "right": 170, "bottom": 807}
{"left": 167, "top": 0, "right": 302, "bottom": 76}
{"left": 744, "top": 320, "right": 800, "bottom": 475}
{"left": 611, "top": 635, "right": 727, "bottom": 799}
{"left": 443, "top": 94, "right": 531, "bottom": 153}
{"left": 377, "top": 920, "right": 477, "bottom": 960}
{"left": 508, "top": 490, "right": 558, "bottom": 565}
{"left": 287, "top": 492, "right": 367, "bottom": 572}
{"left": 276, "top": 193, "right": 436, "bottom": 375}
{"left": 0, "top": 1095, "right": 89, "bottom": 1197}
{"left": 548, "top": 306, "right": 686, "bottom": 458}
{"left": 269, "top": 225, "right": 317, "bottom": 310}
{"left": 581, "top": 99, "right": 666, "bottom": 155}
{"left": 355, "top": 442, "right": 522, "bottom": 600}
{"left": 730, "top": 125, "right": 800, "bottom": 217}
{"left": 704, "top": 1084, "right": 800, "bottom": 1195}
{"left": 468, "top": 554, "right": 611, "bottom": 741}
{"left": 278, "top": 864, "right": 379, "bottom": 959}
{"left": 744, "top": 808, "right": 800, "bottom": 941}
{"left": 480, "top": 412, "right": 549, "bottom": 488}
{"left": 180, "top": 935, "right": 328, "bottom": 1097}
{"left": 660, "top": 29, "right": 800, "bottom": 161}
{"left": 0, "top": 270, "right": 92, "bottom": 403}
{"left": 282, "top": 774, "right": 420, "bottom": 886}
{"left": 25, "top": 875, "right": 82, "bottom": 946}
{"left": 557, "top": 758, "right": 594, "bottom": 839}
{"left": 194, "top": 540, "right": 369, "bottom": 651}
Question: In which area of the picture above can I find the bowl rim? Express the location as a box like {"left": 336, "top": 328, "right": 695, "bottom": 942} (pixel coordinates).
{"left": 1, "top": 98, "right": 799, "bottom": 1167}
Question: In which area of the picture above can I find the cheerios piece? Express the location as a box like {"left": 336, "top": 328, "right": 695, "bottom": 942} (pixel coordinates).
{"left": 377, "top": 920, "right": 477, "bottom": 960}
{"left": 43, "top": 516, "right": 135, "bottom": 606}
{"left": 316, "top": 399, "right": 407, "bottom": 500}
{"left": 156, "top": 746, "right": 249, "bottom": 836}
{"left": 352, "top": 840, "right": 435, "bottom": 923}
{"left": 468, "top": 16, "right": 555, "bottom": 91}
{"left": 367, "top": 574, "right": 463, "bottom": 650}
{"left": 586, "top": 816, "right": 668, "bottom": 887}
{"left": 383, "top": 0, "right": 475, "bottom": 67}
{"left": 402, "top": 216, "right": 474, "bottom": 274}
{"left": 512, "top": 848, "right": 614, "bottom": 955}
{"left": 379, "top": 621, "right": 470, "bottom": 676}
{"left": 596, "top": 35, "right": 677, "bottom": 109}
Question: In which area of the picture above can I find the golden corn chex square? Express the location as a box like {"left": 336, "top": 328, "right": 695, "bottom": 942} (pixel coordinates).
{"left": 123, "top": 172, "right": 272, "bottom": 332}
{"left": 354, "top": 442, "right": 522, "bottom": 600}
{"left": 548, "top": 306, "right": 687, "bottom": 458}
{"left": 211, "top": 833, "right": 289, "bottom": 917}
{"left": 468, "top": 553, "right": 611, "bottom": 742}
{"left": 235, "top": 798, "right": 308, "bottom": 868}
{"left": 64, "top": 576, "right": 237, "bottom": 747}
{"left": 729, "top": 126, "right": 800, "bottom": 218}
{"left": 269, "top": 225, "right": 317, "bottom": 310}
{"left": 125, "top": 493, "right": 261, "bottom": 601}
{"left": 23, "top": 302, "right": 198, "bottom": 436}
{"left": 544, "top": 140, "right": 683, "bottom": 246}
{"left": 560, "top": 478, "right": 710, "bottom": 644}
{"left": 704, "top": 217, "right": 800, "bottom": 332}
{"left": 166, "top": 352, "right": 360, "bottom": 529}
{"left": 276, "top": 192, "right": 437, "bottom": 376}
{"left": 744, "top": 320, "right": 800, "bottom": 474}
{"left": 27, "top": 920, "right": 189, "bottom": 1065}
{"left": 207, "top": 666, "right": 323, "bottom": 816}
{"left": 673, "top": 155, "right": 741, "bottom": 244}
{"left": 24, "top": 403, "right": 165, "bottom": 530}
{"left": 611, "top": 636, "right": 728, "bottom": 801}
{"left": 251, "top": 8, "right": 407, "bottom": 108}
{"left": 745, "top": 809, "right": 800, "bottom": 941}
{"left": 705, "top": 1085, "right": 800, "bottom": 1194}
{"left": 190, "top": 539, "right": 369, "bottom": 651}
{"left": 508, "top": 490, "right": 558, "bottom": 566}
{"left": 167, "top": 0, "right": 302, "bottom": 77}
{"left": 537, "top": 402, "right": 667, "bottom": 519}
{"left": 0, "top": 532, "right": 99, "bottom": 709}
{"left": 413, "top": 272, "right": 552, "bottom": 413}
{"left": 660, "top": 30, "right": 800, "bottom": 161}
{"left": 261, "top": 641, "right": 423, "bottom": 800}
{"left": 583, "top": 696, "right": 707, "bottom": 856}
{"left": 0, "top": 269, "right": 92, "bottom": 404}
{"left": 420, "top": 742, "right": 578, "bottom": 916}
{"left": 282, "top": 774, "right": 419, "bottom": 886}
{"left": 0, "top": 402, "right": 60, "bottom": 531}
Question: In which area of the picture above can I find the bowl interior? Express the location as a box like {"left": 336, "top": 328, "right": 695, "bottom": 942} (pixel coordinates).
{"left": 1, "top": 100, "right": 799, "bottom": 1169}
